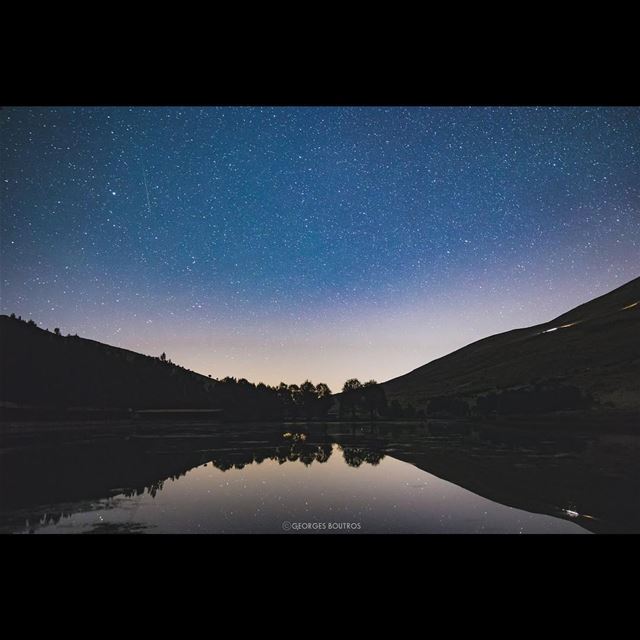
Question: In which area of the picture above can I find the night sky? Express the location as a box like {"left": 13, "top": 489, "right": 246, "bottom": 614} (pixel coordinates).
{"left": 1, "top": 107, "right": 639, "bottom": 391}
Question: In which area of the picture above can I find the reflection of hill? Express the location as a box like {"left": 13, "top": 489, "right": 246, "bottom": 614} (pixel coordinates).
{"left": 0, "top": 427, "right": 382, "bottom": 531}
{"left": 343, "top": 422, "right": 640, "bottom": 534}
{"left": 2, "top": 423, "right": 640, "bottom": 533}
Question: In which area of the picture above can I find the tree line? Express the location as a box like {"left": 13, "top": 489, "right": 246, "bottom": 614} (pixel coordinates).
{"left": 211, "top": 377, "right": 335, "bottom": 421}
{"left": 3, "top": 313, "right": 423, "bottom": 421}
{"left": 339, "top": 378, "right": 424, "bottom": 420}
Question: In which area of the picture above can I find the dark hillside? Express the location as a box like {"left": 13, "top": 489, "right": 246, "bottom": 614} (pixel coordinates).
{"left": 0, "top": 315, "right": 218, "bottom": 410}
{"left": 382, "top": 276, "right": 640, "bottom": 417}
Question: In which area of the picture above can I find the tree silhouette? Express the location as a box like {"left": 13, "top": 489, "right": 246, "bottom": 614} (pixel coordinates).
{"left": 315, "top": 382, "right": 333, "bottom": 419}
{"left": 276, "top": 382, "right": 293, "bottom": 419}
{"left": 340, "top": 378, "right": 363, "bottom": 419}
{"left": 299, "top": 380, "right": 317, "bottom": 421}
{"left": 362, "top": 380, "right": 387, "bottom": 420}
{"left": 288, "top": 384, "right": 301, "bottom": 420}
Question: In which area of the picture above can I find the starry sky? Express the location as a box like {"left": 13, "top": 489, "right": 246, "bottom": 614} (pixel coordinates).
{"left": 1, "top": 107, "right": 639, "bottom": 391}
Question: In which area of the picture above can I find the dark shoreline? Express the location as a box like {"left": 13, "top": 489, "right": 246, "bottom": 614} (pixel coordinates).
{"left": 1, "top": 408, "right": 637, "bottom": 433}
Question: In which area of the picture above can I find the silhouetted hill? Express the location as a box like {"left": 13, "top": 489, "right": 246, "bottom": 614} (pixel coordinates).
{"left": 382, "top": 276, "right": 640, "bottom": 417}
{"left": 0, "top": 316, "right": 331, "bottom": 421}
{"left": 0, "top": 315, "right": 220, "bottom": 411}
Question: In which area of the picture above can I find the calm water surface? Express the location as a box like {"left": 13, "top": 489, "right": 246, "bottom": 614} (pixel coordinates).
{"left": 2, "top": 421, "right": 638, "bottom": 533}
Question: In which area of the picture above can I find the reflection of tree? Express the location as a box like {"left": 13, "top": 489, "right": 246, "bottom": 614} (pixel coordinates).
{"left": 299, "top": 450, "right": 317, "bottom": 466}
{"left": 192, "top": 439, "right": 384, "bottom": 473}
{"left": 339, "top": 446, "right": 386, "bottom": 468}
{"left": 148, "top": 480, "right": 164, "bottom": 498}
{"left": 39, "top": 512, "right": 65, "bottom": 526}
{"left": 179, "top": 438, "right": 380, "bottom": 474}
{"left": 211, "top": 459, "right": 235, "bottom": 472}
{"left": 316, "top": 444, "right": 333, "bottom": 464}
{"left": 8, "top": 431, "right": 391, "bottom": 533}
{"left": 364, "top": 451, "right": 385, "bottom": 466}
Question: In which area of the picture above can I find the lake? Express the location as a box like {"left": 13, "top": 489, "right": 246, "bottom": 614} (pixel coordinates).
{"left": 1, "top": 421, "right": 639, "bottom": 533}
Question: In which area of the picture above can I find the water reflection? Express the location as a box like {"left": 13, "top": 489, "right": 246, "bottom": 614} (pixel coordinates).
{"left": 1, "top": 422, "right": 639, "bottom": 533}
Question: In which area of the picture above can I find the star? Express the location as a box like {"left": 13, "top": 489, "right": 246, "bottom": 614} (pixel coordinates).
{"left": 1, "top": 106, "right": 638, "bottom": 389}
